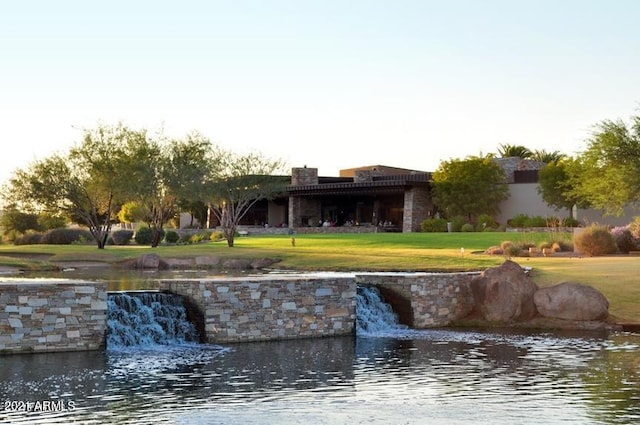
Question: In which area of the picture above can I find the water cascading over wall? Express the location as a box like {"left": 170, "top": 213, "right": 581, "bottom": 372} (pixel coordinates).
{"left": 107, "top": 292, "right": 200, "bottom": 348}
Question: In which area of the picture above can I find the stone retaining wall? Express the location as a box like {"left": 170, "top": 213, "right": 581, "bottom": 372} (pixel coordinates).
{"left": 0, "top": 280, "right": 108, "bottom": 354}
{"left": 159, "top": 276, "right": 357, "bottom": 343}
{"left": 356, "top": 273, "right": 479, "bottom": 327}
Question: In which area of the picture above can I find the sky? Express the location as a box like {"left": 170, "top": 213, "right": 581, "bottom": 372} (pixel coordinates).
{"left": 1, "top": 0, "right": 639, "bottom": 186}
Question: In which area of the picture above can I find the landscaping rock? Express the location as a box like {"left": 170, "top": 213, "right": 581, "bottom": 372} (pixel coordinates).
{"left": 470, "top": 260, "right": 539, "bottom": 322}
{"left": 534, "top": 282, "right": 609, "bottom": 321}
{"left": 195, "top": 256, "right": 221, "bottom": 268}
{"left": 222, "top": 259, "right": 252, "bottom": 270}
{"left": 137, "top": 254, "right": 168, "bottom": 269}
{"left": 250, "top": 258, "right": 281, "bottom": 269}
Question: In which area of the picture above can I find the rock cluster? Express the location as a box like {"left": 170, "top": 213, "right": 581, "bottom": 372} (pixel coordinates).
{"left": 119, "top": 254, "right": 281, "bottom": 271}
{"left": 469, "top": 260, "right": 609, "bottom": 325}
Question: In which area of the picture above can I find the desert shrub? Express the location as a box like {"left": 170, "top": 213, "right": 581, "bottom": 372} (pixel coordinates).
{"left": 573, "top": 225, "right": 618, "bottom": 256}
{"left": 40, "top": 228, "right": 94, "bottom": 245}
{"left": 538, "top": 241, "right": 552, "bottom": 251}
{"left": 164, "top": 230, "right": 180, "bottom": 244}
{"left": 110, "top": 229, "right": 134, "bottom": 246}
{"left": 14, "top": 232, "right": 44, "bottom": 245}
{"left": 461, "top": 223, "right": 474, "bottom": 232}
{"left": 545, "top": 216, "right": 561, "bottom": 227}
{"left": 210, "top": 231, "right": 225, "bottom": 242}
{"left": 420, "top": 218, "right": 448, "bottom": 232}
{"left": 613, "top": 229, "right": 638, "bottom": 254}
{"left": 550, "top": 242, "right": 562, "bottom": 252}
{"left": 503, "top": 244, "right": 522, "bottom": 257}
{"left": 134, "top": 226, "right": 153, "bottom": 245}
{"left": 555, "top": 239, "right": 573, "bottom": 252}
{"left": 629, "top": 216, "right": 640, "bottom": 239}
{"left": 500, "top": 240, "right": 514, "bottom": 251}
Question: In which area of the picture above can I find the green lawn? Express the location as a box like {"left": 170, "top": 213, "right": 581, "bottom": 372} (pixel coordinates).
{"left": 0, "top": 231, "right": 638, "bottom": 322}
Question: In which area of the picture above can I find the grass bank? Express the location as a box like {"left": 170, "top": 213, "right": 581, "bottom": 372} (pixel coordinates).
{"left": 0, "top": 231, "right": 637, "bottom": 322}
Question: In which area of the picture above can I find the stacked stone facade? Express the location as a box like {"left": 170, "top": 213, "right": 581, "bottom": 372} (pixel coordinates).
{"left": 357, "top": 273, "right": 478, "bottom": 327}
{"left": 402, "top": 187, "right": 432, "bottom": 232}
{"left": 159, "top": 276, "right": 357, "bottom": 343}
{"left": 0, "top": 280, "right": 108, "bottom": 354}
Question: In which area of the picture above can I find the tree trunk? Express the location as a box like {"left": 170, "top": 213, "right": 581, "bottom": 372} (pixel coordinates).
{"left": 225, "top": 227, "right": 235, "bottom": 247}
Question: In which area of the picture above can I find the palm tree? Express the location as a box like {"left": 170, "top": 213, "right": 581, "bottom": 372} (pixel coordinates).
{"left": 497, "top": 144, "right": 533, "bottom": 159}
{"left": 531, "top": 149, "right": 566, "bottom": 164}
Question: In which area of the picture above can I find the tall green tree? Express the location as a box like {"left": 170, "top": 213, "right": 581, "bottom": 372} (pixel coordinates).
{"left": 568, "top": 115, "right": 640, "bottom": 216}
{"left": 2, "top": 124, "right": 144, "bottom": 248}
{"left": 431, "top": 156, "right": 509, "bottom": 221}
{"left": 120, "top": 131, "right": 215, "bottom": 247}
{"left": 537, "top": 158, "right": 588, "bottom": 218}
{"left": 204, "top": 149, "right": 286, "bottom": 247}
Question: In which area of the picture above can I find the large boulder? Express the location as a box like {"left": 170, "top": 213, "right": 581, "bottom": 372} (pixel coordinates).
{"left": 534, "top": 282, "right": 609, "bottom": 321}
{"left": 470, "top": 260, "right": 539, "bottom": 322}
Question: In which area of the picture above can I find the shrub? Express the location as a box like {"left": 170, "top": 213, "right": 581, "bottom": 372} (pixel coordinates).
{"left": 507, "top": 213, "right": 530, "bottom": 228}
{"left": 134, "top": 227, "right": 153, "bottom": 245}
{"left": 500, "top": 240, "right": 514, "bottom": 251}
{"left": 562, "top": 217, "right": 580, "bottom": 227}
{"left": 110, "top": 229, "right": 134, "bottom": 246}
{"left": 573, "top": 225, "right": 618, "bottom": 256}
{"left": 450, "top": 216, "right": 467, "bottom": 232}
{"left": 555, "top": 239, "right": 573, "bottom": 252}
{"left": 460, "top": 223, "right": 474, "bottom": 232}
{"left": 503, "top": 244, "right": 522, "bottom": 258}
{"left": 528, "top": 215, "right": 547, "bottom": 227}
{"left": 476, "top": 213, "right": 498, "bottom": 231}
{"left": 189, "top": 231, "right": 212, "bottom": 244}
{"left": 629, "top": 216, "right": 640, "bottom": 239}
{"left": 164, "top": 230, "right": 180, "bottom": 244}
{"left": 14, "top": 232, "right": 44, "bottom": 245}
{"left": 210, "top": 231, "right": 225, "bottom": 242}
{"left": 614, "top": 229, "right": 638, "bottom": 254}
{"left": 420, "top": 218, "right": 448, "bottom": 232}
{"left": 40, "top": 228, "right": 95, "bottom": 245}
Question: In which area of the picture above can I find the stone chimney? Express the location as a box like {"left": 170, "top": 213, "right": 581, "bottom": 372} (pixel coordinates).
{"left": 291, "top": 166, "right": 318, "bottom": 186}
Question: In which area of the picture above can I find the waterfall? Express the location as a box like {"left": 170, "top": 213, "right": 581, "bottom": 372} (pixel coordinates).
{"left": 356, "top": 286, "right": 408, "bottom": 336}
{"left": 107, "top": 292, "right": 199, "bottom": 348}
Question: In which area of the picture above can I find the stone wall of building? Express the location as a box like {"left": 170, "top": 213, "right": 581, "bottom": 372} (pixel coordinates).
{"left": 159, "top": 276, "right": 357, "bottom": 343}
{"left": 356, "top": 273, "right": 478, "bottom": 327}
{"left": 402, "top": 187, "right": 432, "bottom": 232}
{"left": 0, "top": 280, "right": 108, "bottom": 354}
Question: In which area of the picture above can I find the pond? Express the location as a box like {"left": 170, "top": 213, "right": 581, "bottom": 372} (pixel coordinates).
{"left": 1, "top": 268, "right": 638, "bottom": 424}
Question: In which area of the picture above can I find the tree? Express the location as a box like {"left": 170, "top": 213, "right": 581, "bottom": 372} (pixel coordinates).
{"left": 0, "top": 203, "right": 41, "bottom": 235}
{"left": 537, "top": 158, "right": 588, "bottom": 218}
{"left": 116, "top": 131, "right": 215, "bottom": 247}
{"left": 431, "top": 156, "right": 509, "bottom": 221}
{"left": 205, "top": 149, "right": 286, "bottom": 247}
{"left": 497, "top": 144, "right": 533, "bottom": 158}
{"left": 2, "top": 124, "right": 147, "bottom": 248}
{"left": 531, "top": 149, "right": 565, "bottom": 164}
{"left": 568, "top": 115, "right": 640, "bottom": 216}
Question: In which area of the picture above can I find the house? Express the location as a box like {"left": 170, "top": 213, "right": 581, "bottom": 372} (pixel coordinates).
{"left": 203, "top": 161, "right": 636, "bottom": 233}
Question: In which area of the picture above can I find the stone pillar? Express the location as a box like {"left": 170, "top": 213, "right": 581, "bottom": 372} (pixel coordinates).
{"left": 403, "top": 187, "right": 432, "bottom": 232}
{"left": 289, "top": 167, "right": 321, "bottom": 228}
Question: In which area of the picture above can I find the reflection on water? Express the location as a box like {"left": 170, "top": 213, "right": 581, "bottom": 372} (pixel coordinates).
{"left": 1, "top": 330, "right": 639, "bottom": 424}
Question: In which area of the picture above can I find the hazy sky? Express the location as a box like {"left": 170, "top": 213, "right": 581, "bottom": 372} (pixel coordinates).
{"left": 1, "top": 0, "right": 639, "bottom": 185}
